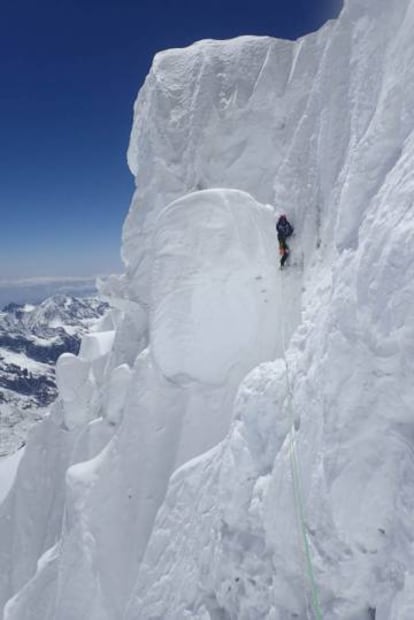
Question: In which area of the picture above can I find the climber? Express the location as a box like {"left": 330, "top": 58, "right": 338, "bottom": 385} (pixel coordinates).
{"left": 276, "top": 214, "right": 294, "bottom": 269}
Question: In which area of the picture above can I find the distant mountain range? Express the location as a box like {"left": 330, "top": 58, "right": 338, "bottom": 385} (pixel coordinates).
{"left": 0, "top": 295, "right": 108, "bottom": 454}
{"left": 0, "top": 276, "right": 100, "bottom": 308}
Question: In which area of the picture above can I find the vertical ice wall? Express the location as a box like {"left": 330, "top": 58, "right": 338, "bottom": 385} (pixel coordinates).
{"left": 125, "top": 0, "right": 414, "bottom": 618}
{"left": 2, "top": 0, "right": 414, "bottom": 618}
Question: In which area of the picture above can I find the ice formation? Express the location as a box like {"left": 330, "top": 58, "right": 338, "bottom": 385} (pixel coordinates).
{"left": 1, "top": 0, "right": 414, "bottom": 618}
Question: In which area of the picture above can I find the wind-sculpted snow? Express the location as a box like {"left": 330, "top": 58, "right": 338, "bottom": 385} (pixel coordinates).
{"left": 151, "top": 190, "right": 278, "bottom": 385}
{"left": 1, "top": 189, "right": 281, "bottom": 619}
{"left": 123, "top": 33, "right": 320, "bottom": 308}
{"left": 2, "top": 0, "right": 414, "bottom": 618}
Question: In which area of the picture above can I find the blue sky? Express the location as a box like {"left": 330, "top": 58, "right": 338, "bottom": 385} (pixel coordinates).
{"left": 1, "top": 0, "right": 342, "bottom": 280}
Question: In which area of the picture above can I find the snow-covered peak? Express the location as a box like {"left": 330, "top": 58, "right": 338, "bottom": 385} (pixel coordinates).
{"left": 26, "top": 295, "right": 107, "bottom": 329}
{"left": 2, "top": 0, "right": 414, "bottom": 618}
{"left": 0, "top": 296, "right": 110, "bottom": 454}
{"left": 1, "top": 295, "right": 107, "bottom": 332}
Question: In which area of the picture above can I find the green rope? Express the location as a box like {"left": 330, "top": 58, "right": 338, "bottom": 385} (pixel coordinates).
{"left": 279, "top": 267, "right": 322, "bottom": 619}
{"left": 284, "top": 355, "right": 323, "bottom": 620}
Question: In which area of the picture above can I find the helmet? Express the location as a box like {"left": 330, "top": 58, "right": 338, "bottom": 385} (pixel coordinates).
{"left": 279, "top": 214, "right": 286, "bottom": 220}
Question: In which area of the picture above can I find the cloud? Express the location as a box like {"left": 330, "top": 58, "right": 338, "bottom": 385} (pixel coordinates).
{"left": 0, "top": 274, "right": 118, "bottom": 308}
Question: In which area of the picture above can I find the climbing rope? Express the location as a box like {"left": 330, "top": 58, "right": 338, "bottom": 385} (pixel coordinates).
{"left": 279, "top": 269, "right": 323, "bottom": 620}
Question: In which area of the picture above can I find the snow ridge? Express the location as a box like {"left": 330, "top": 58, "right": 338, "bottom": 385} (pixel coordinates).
{"left": 2, "top": 0, "right": 414, "bottom": 618}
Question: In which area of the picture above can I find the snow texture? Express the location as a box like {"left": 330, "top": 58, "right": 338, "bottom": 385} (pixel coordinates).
{"left": 0, "top": 450, "right": 24, "bottom": 504}
{"left": 0, "top": 296, "right": 109, "bottom": 454}
{"left": 2, "top": 0, "right": 414, "bottom": 618}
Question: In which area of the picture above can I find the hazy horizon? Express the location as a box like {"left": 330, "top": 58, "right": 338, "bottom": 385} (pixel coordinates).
{"left": 0, "top": 274, "right": 118, "bottom": 308}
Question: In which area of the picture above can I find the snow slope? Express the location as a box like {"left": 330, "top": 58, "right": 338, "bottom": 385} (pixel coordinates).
{"left": 2, "top": 0, "right": 414, "bottom": 618}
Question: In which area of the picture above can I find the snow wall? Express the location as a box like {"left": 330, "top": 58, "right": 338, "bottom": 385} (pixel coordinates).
{"left": 2, "top": 0, "right": 414, "bottom": 618}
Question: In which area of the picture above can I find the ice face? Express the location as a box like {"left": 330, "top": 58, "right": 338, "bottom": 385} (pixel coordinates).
{"left": 3, "top": 0, "right": 414, "bottom": 617}
{"left": 150, "top": 189, "right": 279, "bottom": 385}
